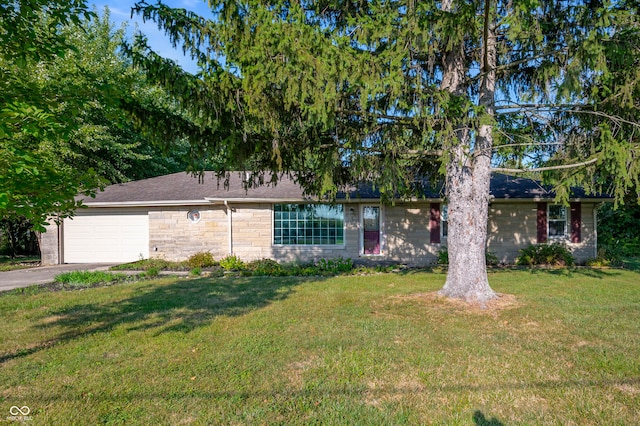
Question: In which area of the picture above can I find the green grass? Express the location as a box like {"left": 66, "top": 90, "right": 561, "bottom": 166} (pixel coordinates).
{"left": 1, "top": 269, "right": 639, "bottom": 424}
{"left": 0, "top": 255, "right": 40, "bottom": 272}
{"left": 54, "top": 270, "right": 129, "bottom": 287}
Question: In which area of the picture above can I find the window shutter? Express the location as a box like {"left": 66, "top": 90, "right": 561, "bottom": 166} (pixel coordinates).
{"left": 430, "top": 203, "right": 441, "bottom": 244}
{"left": 570, "top": 202, "right": 581, "bottom": 243}
{"left": 537, "top": 202, "right": 547, "bottom": 243}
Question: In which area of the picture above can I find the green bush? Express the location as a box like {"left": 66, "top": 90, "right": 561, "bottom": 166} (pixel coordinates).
{"left": 437, "top": 250, "right": 449, "bottom": 265}
{"left": 186, "top": 251, "right": 217, "bottom": 269}
{"left": 219, "top": 254, "right": 245, "bottom": 271}
{"left": 516, "top": 243, "right": 575, "bottom": 266}
{"left": 110, "top": 258, "right": 184, "bottom": 271}
{"left": 54, "top": 270, "right": 127, "bottom": 287}
{"left": 436, "top": 250, "right": 499, "bottom": 266}
{"left": 485, "top": 251, "right": 500, "bottom": 266}
{"left": 594, "top": 244, "right": 625, "bottom": 266}
{"left": 315, "top": 257, "right": 353, "bottom": 273}
{"left": 145, "top": 267, "right": 160, "bottom": 278}
{"left": 278, "top": 262, "right": 315, "bottom": 276}
{"left": 245, "top": 258, "right": 285, "bottom": 276}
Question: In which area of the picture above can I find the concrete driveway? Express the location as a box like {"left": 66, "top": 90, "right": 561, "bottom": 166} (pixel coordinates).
{"left": 0, "top": 264, "right": 119, "bottom": 292}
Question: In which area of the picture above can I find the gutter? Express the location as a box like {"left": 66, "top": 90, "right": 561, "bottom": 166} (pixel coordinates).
{"left": 489, "top": 197, "right": 614, "bottom": 204}
{"left": 81, "top": 200, "right": 215, "bottom": 208}
{"left": 80, "top": 196, "right": 614, "bottom": 209}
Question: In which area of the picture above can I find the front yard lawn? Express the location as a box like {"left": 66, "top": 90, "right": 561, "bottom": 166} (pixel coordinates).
{"left": 1, "top": 269, "right": 639, "bottom": 424}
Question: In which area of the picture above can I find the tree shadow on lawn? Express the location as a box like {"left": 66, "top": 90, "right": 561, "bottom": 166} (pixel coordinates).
{"left": 473, "top": 411, "right": 505, "bottom": 426}
{"left": 622, "top": 257, "right": 640, "bottom": 272}
{"left": 1, "top": 275, "right": 316, "bottom": 363}
{"left": 525, "top": 266, "right": 621, "bottom": 279}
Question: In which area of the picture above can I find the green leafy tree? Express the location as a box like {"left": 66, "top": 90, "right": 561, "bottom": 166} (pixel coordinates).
{"left": 1, "top": 3, "right": 195, "bottom": 256}
{"left": 1, "top": 0, "right": 99, "bottom": 232}
{"left": 34, "top": 9, "right": 193, "bottom": 184}
{"left": 129, "top": 0, "right": 639, "bottom": 303}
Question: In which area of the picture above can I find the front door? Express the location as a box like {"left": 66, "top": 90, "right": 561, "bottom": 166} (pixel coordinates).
{"left": 362, "top": 206, "right": 381, "bottom": 255}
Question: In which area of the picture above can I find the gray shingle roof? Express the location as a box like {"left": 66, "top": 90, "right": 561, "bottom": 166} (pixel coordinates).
{"left": 79, "top": 172, "right": 306, "bottom": 203}
{"left": 80, "top": 171, "right": 610, "bottom": 205}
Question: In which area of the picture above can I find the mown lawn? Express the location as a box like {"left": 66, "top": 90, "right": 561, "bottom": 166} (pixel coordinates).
{"left": 1, "top": 268, "right": 639, "bottom": 425}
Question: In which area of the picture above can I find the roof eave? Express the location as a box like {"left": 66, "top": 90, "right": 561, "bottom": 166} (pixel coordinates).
{"left": 81, "top": 200, "right": 214, "bottom": 208}
{"left": 491, "top": 197, "right": 613, "bottom": 203}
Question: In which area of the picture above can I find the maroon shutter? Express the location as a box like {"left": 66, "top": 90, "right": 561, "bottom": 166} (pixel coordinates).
{"left": 570, "top": 202, "right": 581, "bottom": 243}
{"left": 430, "top": 203, "right": 441, "bottom": 244}
{"left": 537, "top": 202, "right": 547, "bottom": 244}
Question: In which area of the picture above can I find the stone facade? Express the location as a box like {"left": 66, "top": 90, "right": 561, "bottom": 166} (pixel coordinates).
{"left": 42, "top": 200, "right": 600, "bottom": 265}
{"left": 148, "top": 205, "right": 228, "bottom": 261}
{"left": 487, "top": 202, "right": 597, "bottom": 263}
{"left": 39, "top": 223, "right": 60, "bottom": 265}
{"left": 384, "top": 204, "right": 440, "bottom": 264}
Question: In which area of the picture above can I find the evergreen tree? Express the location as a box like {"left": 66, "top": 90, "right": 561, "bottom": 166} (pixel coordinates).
{"left": 131, "top": 0, "right": 639, "bottom": 303}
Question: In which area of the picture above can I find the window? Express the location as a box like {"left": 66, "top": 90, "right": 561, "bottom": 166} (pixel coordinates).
{"left": 273, "top": 204, "right": 344, "bottom": 245}
{"left": 548, "top": 205, "right": 567, "bottom": 238}
{"left": 187, "top": 210, "right": 201, "bottom": 223}
{"left": 441, "top": 204, "right": 449, "bottom": 239}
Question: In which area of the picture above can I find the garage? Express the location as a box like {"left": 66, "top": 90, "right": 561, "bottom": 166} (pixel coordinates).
{"left": 62, "top": 210, "right": 149, "bottom": 263}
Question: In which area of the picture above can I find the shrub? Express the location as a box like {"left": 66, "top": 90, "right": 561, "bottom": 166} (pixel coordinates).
{"left": 315, "top": 257, "right": 353, "bottom": 274}
{"left": 110, "top": 258, "right": 183, "bottom": 271}
{"left": 437, "top": 250, "right": 498, "bottom": 266}
{"left": 190, "top": 267, "right": 202, "bottom": 276}
{"left": 145, "top": 267, "right": 160, "bottom": 278}
{"left": 219, "top": 254, "right": 245, "bottom": 271}
{"left": 245, "top": 258, "right": 285, "bottom": 276}
{"left": 485, "top": 251, "right": 500, "bottom": 266}
{"left": 186, "top": 251, "right": 217, "bottom": 269}
{"left": 585, "top": 257, "right": 611, "bottom": 267}
{"left": 277, "top": 262, "right": 311, "bottom": 276}
{"left": 437, "top": 250, "right": 449, "bottom": 265}
{"left": 516, "top": 243, "right": 574, "bottom": 266}
{"left": 595, "top": 245, "right": 625, "bottom": 267}
{"left": 54, "top": 270, "right": 127, "bottom": 287}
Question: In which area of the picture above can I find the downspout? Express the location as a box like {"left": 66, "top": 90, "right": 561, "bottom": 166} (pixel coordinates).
{"left": 224, "top": 200, "right": 233, "bottom": 255}
{"left": 594, "top": 203, "right": 599, "bottom": 259}
{"left": 58, "top": 218, "right": 64, "bottom": 265}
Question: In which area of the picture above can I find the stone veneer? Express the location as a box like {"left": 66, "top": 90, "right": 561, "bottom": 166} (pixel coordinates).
{"left": 486, "top": 202, "right": 597, "bottom": 263}
{"left": 41, "top": 201, "right": 599, "bottom": 266}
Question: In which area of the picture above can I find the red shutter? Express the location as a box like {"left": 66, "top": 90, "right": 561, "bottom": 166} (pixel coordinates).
{"left": 537, "top": 202, "right": 547, "bottom": 244}
{"left": 430, "top": 203, "right": 441, "bottom": 244}
{"left": 570, "top": 202, "right": 581, "bottom": 243}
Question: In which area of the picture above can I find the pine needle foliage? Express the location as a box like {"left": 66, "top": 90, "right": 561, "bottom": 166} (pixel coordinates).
{"left": 128, "top": 0, "right": 639, "bottom": 202}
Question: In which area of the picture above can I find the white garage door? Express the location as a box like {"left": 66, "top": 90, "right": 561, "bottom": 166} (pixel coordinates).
{"left": 63, "top": 211, "right": 149, "bottom": 263}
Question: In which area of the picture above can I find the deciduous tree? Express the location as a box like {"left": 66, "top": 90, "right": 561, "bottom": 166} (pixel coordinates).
{"left": 1, "top": 3, "right": 194, "bottom": 255}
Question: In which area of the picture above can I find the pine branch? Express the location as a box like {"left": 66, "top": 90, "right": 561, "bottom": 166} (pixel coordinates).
{"left": 492, "top": 157, "right": 599, "bottom": 173}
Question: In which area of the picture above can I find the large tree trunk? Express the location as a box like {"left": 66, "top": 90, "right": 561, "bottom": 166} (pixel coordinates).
{"left": 438, "top": 0, "right": 497, "bottom": 304}
{"left": 439, "top": 151, "right": 496, "bottom": 303}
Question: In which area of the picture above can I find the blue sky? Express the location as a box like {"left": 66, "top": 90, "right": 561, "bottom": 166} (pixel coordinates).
{"left": 90, "top": 0, "right": 213, "bottom": 73}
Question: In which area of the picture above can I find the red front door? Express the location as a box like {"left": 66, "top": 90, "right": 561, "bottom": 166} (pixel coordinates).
{"left": 363, "top": 206, "right": 380, "bottom": 255}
